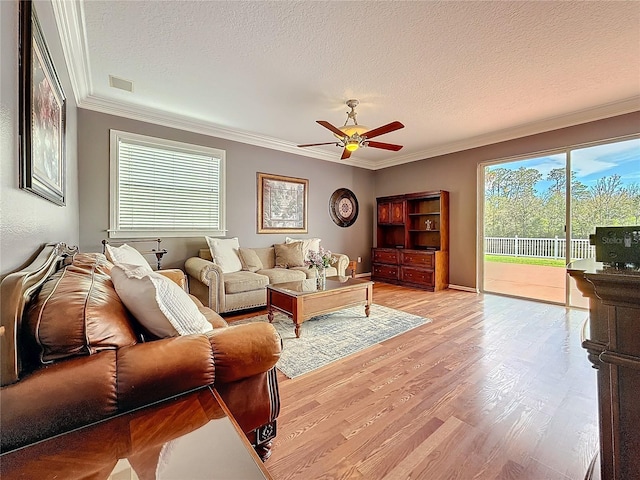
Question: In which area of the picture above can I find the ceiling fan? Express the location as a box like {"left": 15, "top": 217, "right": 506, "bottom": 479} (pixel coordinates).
{"left": 298, "top": 99, "right": 404, "bottom": 160}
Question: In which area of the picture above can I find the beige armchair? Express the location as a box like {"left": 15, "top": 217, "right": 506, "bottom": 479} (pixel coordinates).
{"left": 185, "top": 247, "right": 349, "bottom": 314}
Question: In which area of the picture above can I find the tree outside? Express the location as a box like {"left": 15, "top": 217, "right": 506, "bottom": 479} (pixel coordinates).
{"left": 486, "top": 169, "right": 639, "bottom": 240}
{"left": 484, "top": 138, "right": 640, "bottom": 273}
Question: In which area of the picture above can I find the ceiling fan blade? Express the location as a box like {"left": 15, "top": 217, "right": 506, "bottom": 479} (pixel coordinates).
{"left": 297, "top": 142, "right": 338, "bottom": 147}
{"left": 363, "top": 121, "right": 405, "bottom": 140}
{"left": 341, "top": 148, "right": 352, "bottom": 160}
{"left": 317, "top": 120, "right": 346, "bottom": 138}
{"left": 366, "top": 141, "right": 403, "bottom": 151}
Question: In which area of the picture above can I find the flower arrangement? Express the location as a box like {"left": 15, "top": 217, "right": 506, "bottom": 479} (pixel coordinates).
{"left": 305, "top": 247, "right": 335, "bottom": 270}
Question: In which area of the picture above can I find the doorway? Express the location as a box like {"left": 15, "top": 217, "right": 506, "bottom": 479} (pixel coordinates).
{"left": 481, "top": 136, "right": 640, "bottom": 307}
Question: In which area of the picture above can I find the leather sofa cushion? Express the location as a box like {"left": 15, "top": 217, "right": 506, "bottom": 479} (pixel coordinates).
{"left": 258, "top": 268, "right": 306, "bottom": 284}
{"left": 0, "top": 351, "right": 119, "bottom": 451}
{"left": 224, "top": 271, "right": 269, "bottom": 294}
{"left": 117, "top": 335, "right": 215, "bottom": 411}
{"left": 189, "top": 294, "right": 228, "bottom": 328}
{"left": 25, "top": 253, "right": 137, "bottom": 363}
{"left": 200, "top": 307, "right": 228, "bottom": 328}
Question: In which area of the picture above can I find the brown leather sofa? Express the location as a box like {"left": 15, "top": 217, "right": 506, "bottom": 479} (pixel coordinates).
{"left": 0, "top": 243, "right": 282, "bottom": 460}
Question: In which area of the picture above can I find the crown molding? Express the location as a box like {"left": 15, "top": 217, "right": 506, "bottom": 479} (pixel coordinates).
{"left": 53, "top": 1, "right": 638, "bottom": 172}
{"left": 50, "top": 0, "right": 377, "bottom": 169}
{"left": 373, "top": 96, "right": 640, "bottom": 170}
{"left": 51, "top": 0, "right": 92, "bottom": 104}
{"left": 79, "top": 94, "right": 378, "bottom": 169}
{"left": 73, "top": 89, "right": 640, "bottom": 172}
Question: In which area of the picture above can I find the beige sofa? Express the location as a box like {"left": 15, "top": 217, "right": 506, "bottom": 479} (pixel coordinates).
{"left": 185, "top": 246, "right": 348, "bottom": 313}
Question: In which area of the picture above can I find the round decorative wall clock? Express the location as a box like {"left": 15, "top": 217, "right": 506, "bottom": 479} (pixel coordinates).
{"left": 329, "top": 188, "right": 359, "bottom": 227}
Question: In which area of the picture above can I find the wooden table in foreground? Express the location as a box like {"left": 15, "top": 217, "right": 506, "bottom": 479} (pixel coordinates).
{"left": 267, "top": 276, "right": 374, "bottom": 338}
{"left": 568, "top": 259, "right": 640, "bottom": 480}
{"left": 0, "top": 387, "right": 272, "bottom": 480}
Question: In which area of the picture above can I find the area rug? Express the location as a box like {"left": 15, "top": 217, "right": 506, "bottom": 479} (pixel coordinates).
{"left": 236, "top": 304, "right": 432, "bottom": 378}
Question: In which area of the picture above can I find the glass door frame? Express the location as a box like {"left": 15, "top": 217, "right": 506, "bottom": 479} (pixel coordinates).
{"left": 477, "top": 133, "right": 639, "bottom": 307}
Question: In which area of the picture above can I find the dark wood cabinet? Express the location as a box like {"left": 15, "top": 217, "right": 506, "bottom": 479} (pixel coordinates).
{"left": 377, "top": 202, "right": 390, "bottom": 224}
{"left": 391, "top": 201, "right": 405, "bottom": 224}
{"left": 400, "top": 265, "right": 434, "bottom": 287}
{"left": 568, "top": 259, "right": 640, "bottom": 480}
{"left": 377, "top": 200, "right": 405, "bottom": 225}
{"left": 400, "top": 250, "right": 434, "bottom": 268}
{"left": 372, "top": 248, "right": 399, "bottom": 264}
{"left": 372, "top": 262, "right": 399, "bottom": 282}
{"left": 372, "top": 191, "right": 449, "bottom": 291}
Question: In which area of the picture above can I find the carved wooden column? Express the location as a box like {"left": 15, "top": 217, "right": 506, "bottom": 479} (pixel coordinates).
{"left": 568, "top": 259, "right": 640, "bottom": 480}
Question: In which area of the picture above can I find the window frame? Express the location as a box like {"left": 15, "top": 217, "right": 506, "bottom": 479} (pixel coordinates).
{"left": 108, "top": 129, "right": 227, "bottom": 239}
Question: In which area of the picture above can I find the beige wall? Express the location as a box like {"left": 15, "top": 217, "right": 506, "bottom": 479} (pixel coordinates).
{"left": 2, "top": 2, "right": 635, "bottom": 284}
{"left": 77, "top": 110, "right": 375, "bottom": 271}
{"left": 0, "top": 0, "right": 79, "bottom": 277}
{"left": 375, "top": 111, "right": 640, "bottom": 289}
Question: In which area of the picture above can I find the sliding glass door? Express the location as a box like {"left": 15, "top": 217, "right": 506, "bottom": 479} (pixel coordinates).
{"left": 483, "top": 153, "right": 568, "bottom": 303}
{"left": 482, "top": 136, "right": 639, "bottom": 307}
{"left": 568, "top": 138, "right": 640, "bottom": 307}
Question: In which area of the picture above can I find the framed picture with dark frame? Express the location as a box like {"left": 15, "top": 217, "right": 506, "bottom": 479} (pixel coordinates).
{"left": 257, "top": 172, "right": 308, "bottom": 233}
{"left": 19, "top": 0, "right": 66, "bottom": 206}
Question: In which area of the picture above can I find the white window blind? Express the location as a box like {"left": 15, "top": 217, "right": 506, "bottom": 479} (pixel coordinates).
{"left": 109, "top": 130, "right": 226, "bottom": 238}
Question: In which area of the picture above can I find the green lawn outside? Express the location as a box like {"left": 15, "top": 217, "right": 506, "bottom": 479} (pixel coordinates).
{"left": 484, "top": 254, "right": 567, "bottom": 267}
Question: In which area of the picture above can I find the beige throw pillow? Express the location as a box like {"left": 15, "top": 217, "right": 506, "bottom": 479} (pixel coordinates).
{"left": 285, "top": 237, "right": 321, "bottom": 260}
{"left": 205, "top": 236, "right": 243, "bottom": 273}
{"left": 104, "top": 244, "right": 153, "bottom": 272}
{"left": 274, "top": 242, "right": 305, "bottom": 268}
{"left": 238, "top": 248, "right": 263, "bottom": 272}
{"left": 111, "top": 264, "right": 213, "bottom": 338}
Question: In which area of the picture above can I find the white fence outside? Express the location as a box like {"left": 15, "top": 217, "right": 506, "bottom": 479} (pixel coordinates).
{"left": 485, "top": 236, "right": 595, "bottom": 260}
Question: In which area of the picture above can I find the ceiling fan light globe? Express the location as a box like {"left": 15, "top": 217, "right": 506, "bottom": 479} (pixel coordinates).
{"left": 345, "top": 139, "right": 360, "bottom": 152}
{"left": 334, "top": 124, "right": 369, "bottom": 140}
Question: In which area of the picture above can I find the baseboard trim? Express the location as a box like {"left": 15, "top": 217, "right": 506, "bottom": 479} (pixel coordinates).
{"left": 448, "top": 284, "right": 478, "bottom": 293}
{"left": 358, "top": 276, "right": 476, "bottom": 292}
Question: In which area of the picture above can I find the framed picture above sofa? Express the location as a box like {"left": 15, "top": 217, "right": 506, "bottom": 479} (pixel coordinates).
{"left": 19, "top": 0, "right": 66, "bottom": 206}
{"left": 257, "top": 172, "right": 308, "bottom": 233}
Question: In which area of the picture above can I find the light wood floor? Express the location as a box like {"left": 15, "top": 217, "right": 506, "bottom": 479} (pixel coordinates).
{"left": 227, "top": 282, "right": 598, "bottom": 480}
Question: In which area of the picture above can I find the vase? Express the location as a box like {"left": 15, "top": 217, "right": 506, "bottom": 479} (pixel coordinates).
{"left": 316, "top": 267, "right": 326, "bottom": 289}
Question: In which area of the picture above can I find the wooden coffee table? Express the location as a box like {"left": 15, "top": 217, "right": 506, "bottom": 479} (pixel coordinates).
{"left": 266, "top": 276, "right": 374, "bottom": 338}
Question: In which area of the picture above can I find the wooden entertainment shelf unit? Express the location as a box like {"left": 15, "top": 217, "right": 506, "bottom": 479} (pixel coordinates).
{"left": 372, "top": 190, "right": 449, "bottom": 291}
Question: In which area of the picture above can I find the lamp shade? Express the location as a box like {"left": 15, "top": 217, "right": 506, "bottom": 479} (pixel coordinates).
{"left": 334, "top": 124, "right": 369, "bottom": 140}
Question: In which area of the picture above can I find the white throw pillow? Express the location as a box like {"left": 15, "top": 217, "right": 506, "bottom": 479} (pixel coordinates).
{"left": 110, "top": 264, "right": 213, "bottom": 338}
{"left": 285, "top": 237, "right": 321, "bottom": 260}
{"left": 104, "top": 244, "right": 153, "bottom": 272}
{"left": 205, "top": 236, "right": 242, "bottom": 273}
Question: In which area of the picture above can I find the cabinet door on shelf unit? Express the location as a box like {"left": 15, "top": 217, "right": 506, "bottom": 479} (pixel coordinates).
{"left": 391, "top": 201, "right": 405, "bottom": 224}
{"left": 377, "top": 202, "right": 391, "bottom": 224}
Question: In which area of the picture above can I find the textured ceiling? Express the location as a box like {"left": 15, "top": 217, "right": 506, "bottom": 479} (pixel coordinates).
{"left": 54, "top": 1, "right": 640, "bottom": 169}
